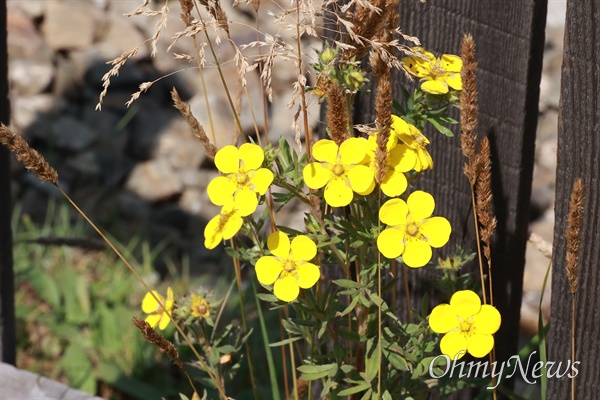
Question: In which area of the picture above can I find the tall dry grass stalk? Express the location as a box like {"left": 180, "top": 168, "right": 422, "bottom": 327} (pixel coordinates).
{"left": 458, "top": 34, "right": 489, "bottom": 305}
{"left": 565, "top": 177, "right": 584, "bottom": 400}
{"left": 171, "top": 88, "right": 218, "bottom": 158}
{"left": 0, "top": 124, "right": 228, "bottom": 399}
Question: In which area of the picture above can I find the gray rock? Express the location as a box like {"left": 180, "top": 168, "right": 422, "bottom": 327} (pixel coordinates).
{"left": 8, "top": 0, "right": 47, "bottom": 19}
{"left": 7, "top": 5, "right": 52, "bottom": 61}
{"left": 9, "top": 59, "right": 54, "bottom": 96}
{"left": 11, "top": 94, "right": 62, "bottom": 130}
{"left": 51, "top": 116, "right": 100, "bottom": 151}
{"left": 43, "top": 0, "right": 102, "bottom": 51}
{"left": 92, "top": 12, "right": 149, "bottom": 61}
{"left": 125, "top": 159, "right": 184, "bottom": 202}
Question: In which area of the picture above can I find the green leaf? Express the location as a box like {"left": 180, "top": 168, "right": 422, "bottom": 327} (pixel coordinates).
{"left": 27, "top": 269, "right": 61, "bottom": 310}
{"left": 268, "top": 336, "right": 302, "bottom": 347}
{"left": 365, "top": 339, "right": 380, "bottom": 382}
{"left": 98, "top": 362, "right": 163, "bottom": 400}
{"left": 334, "top": 279, "right": 363, "bottom": 289}
{"left": 338, "top": 383, "right": 371, "bottom": 396}
{"left": 426, "top": 117, "right": 454, "bottom": 137}
{"left": 59, "top": 342, "right": 96, "bottom": 394}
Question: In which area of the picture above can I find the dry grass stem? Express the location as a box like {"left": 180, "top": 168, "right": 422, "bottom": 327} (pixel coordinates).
{"left": 565, "top": 178, "right": 584, "bottom": 294}
{"left": 133, "top": 317, "right": 184, "bottom": 370}
{"left": 475, "top": 137, "right": 497, "bottom": 265}
{"left": 459, "top": 34, "right": 478, "bottom": 185}
{"left": 325, "top": 84, "right": 350, "bottom": 145}
{"left": 171, "top": 88, "right": 218, "bottom": 158}
{"left": 0, "top": 124, "right": 58, "bottom": 183}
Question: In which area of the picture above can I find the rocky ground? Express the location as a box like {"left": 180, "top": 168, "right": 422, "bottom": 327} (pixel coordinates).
{"left": 6, "top": 0, "right": 562, "bottom": 337}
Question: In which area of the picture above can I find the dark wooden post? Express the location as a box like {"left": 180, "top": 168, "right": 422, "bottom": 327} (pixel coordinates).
{"left": 352, "top": 0, "right": 547, "bottom": 368}
{"left": 548, "top": 0, "right": 600, "bottom": 397}
{"left": 0, "top": 0, "right": 16, "bottom": 365}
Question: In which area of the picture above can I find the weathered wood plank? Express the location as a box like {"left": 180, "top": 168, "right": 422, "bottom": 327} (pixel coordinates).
{"left": 0, "top": 0, "right": 16, "bottom": 365}
{"left": 0, "top": 362, "right": 103, "bottom": 399}
{"left": 548, "top": 0, "right": 600, "bottom": 398}
{"left": 352, "top": 0, "right": 546, "bottom": 366}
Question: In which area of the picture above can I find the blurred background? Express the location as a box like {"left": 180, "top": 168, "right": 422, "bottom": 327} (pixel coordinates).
{"left": 5, "top": 0, "right": 564, "bottom": 398}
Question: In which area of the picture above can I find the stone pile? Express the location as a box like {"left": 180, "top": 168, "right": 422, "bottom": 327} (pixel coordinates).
{"left": 7, "top": 0, "right": 320, "bottom": 268}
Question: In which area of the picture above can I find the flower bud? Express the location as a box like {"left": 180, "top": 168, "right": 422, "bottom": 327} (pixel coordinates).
{"left": 345, "top": 71, "right": 364, "bottom": 90}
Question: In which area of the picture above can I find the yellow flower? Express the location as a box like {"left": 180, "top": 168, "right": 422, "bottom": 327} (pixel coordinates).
{"left": 360, "top": 134, "right": 417, "bottom": 197}
{"left": 303, "top": 138, "right": 375, "bottom": 207}
{"left": 207, "top": 143, "right": 274, "bottom": 216}
{"left": 142, "top": 287, "right": 174, "bottom": 330}
{"left": 190, "top": 294, "right": 210, "bottom": 319}
{"left": 401, "top": 47, "right": 462, "bottom": 94}
{"left": 391, "top": 115, "right": 433, "bottom": 171}
{"left": 255, "top": 231, "right": 320, "bottom": 302}
{"left": 429, "top": 290, "right": 501, "bottom": 359}
{"left": 377, "top": 191, "right": 451, "bottom": 267}
{"left": 204, "top": 201, "right": 244, "bottom": 249}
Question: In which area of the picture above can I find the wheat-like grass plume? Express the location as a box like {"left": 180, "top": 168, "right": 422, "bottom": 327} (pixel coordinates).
{"left": 475, "top": 137, "right": 497, "bottom": 266}
{"left": 171, "top": 88, "right": 217, "bottom": 158}
{"left": 133, "top": 317, "right": 184, "bottom": 369}
{"left": 565, "top": 178, "right": 584, "bottom": 294}
{"left": 326, "top": 84, "right": 350, "bottom": 145}
{"left": 460, "top": 34, "right": 478, "bottom": 185}
{"left": 0, "top": 124, "right": 58, "bottom": 183}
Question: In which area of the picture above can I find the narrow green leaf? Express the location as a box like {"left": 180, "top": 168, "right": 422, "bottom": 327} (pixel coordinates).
{"left": 338, "top": 383, "right": 371, "bottom": 396}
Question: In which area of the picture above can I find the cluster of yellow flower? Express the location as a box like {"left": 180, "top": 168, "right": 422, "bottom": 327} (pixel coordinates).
{"left": 204, "top": 143, "right": 274, "bottom": 249}
{"left": 401, "top": 47, "right": 463, "bottom": 95}
{"left": 141, "top": 287, "right": 212, "bottom": 330}
{"left": 303, "top": 116, "right": 450, "bottom": 268}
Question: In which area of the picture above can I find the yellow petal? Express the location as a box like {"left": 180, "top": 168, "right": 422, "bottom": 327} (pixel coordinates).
{"left": 142, "top": 291, "right": 162, "bottom": 313}
{"left": 204, "top": 215, "right": 223, "bottom": 249}
{"left": 221, "top": 213, "right": 243, "bottom": 239}
{"left": 440, "top": 54, "right": 462, "bottom": 72}
{"left": 291, "top": 235, "right": 316, "bottom": 261}
{"left": 377, "top": 228, "right": 405, "bottom": 259}
{"left": 274, "top": 275, "right": 300, "bottom": 302}
{"left": 472, "top": 305, "right": 501, "bottom": 334}
{"left": 255, "top": 256, "right": 283, "bottom": 285}
{"left": 145, "top": 313, "right": 162, "bottom": 329}
{"left": 339, "top": 137, "right": 368, "bottom": 165}
{"left": 234, "top": 188, "right": 258, "bottom": 216}
{"left": 324, "top": 178, "right": 353, "bottom": 207}
{"left": 215, "top": 145, "right": 240, "bottom": 174}
{"left": 267, "top": 231, "right": 291, "bottom": 259}
{"left": 449, "top": 290, "right": 481, "bottom": 319}
{"left": 391, "top": 115, "right": 411, "bottom": 138}
{"left": 303, "top": 162, "right": 331, "bottom": 189}
{"left": 355, "top": 178, "right": 376, "bottom": 196}
{"left": 401, "top": 56, "right": 431, "bottom": 78}
{"left": 166, "top": 287, "right": 174, "bottom": 306}
{"left": 407, "top": 191, "right": 435, "bottom": 220}
{"left": 389, "top": 144, "right": 417, "bottom": 172}
{"left": 239, "top": 143, "right": 264, "bottom": 170}
{"left": 379, "top": 198, "right": 408, "bottom": 226}
{"left": 429, "top": 304, "right": 458, "bottom": 333}
{"left": 420, "top": 217, "right": 451, "bottom": 248}
{"left": 207, "top": 176, "right": 236, "bottom": 206}
{"left": 466, "top": 333, "right": 494, "bottom": 358}
{"left": 312, "top": 139, "right": 339, "bottom": 164}
{"left": 444, "top": 72, "right": 462, "bottom": 91}
{"left": 440, "top": 331, "right": 468, "bottom": 360}
{"left": 421, "top": 79, "right": 449, "bottom": 95}
{"left": 381, "top": 169, "right": 408, "bottom": 197}
{"left": 416, "top": 148, "right": 434, "bottom": 171}
{"left": 250, "top": 168, "right": 274, "bottom": 194}
{"left": 158, "top": 314, "right": 171, "bottom": 330}
{"left": 296, "top": 262, "right": 320, "bottom": 289}
{"left": 402, "top": 239, "right": 432, "bottom": 268}
{"left": 347, "top": 164, "right": 374, "bottom": 193}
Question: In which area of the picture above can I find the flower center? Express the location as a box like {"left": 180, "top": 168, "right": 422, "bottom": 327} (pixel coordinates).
{"left": 283, "top": 259, "right": 296, "bottom": 272}
{"left": 332, "top": 164, "right": 345, "bottom": 177}
{"left": 459, "top": 319, "right": 473, "bottom": 335}
{"left": 430, "top": 63, "right": 444, "bottom": 78}
{"left": 236, "top": 171, "right": 250, "bottom": 185}
{"left": 406, "top": 222, "right": 420, "bottom": 237}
